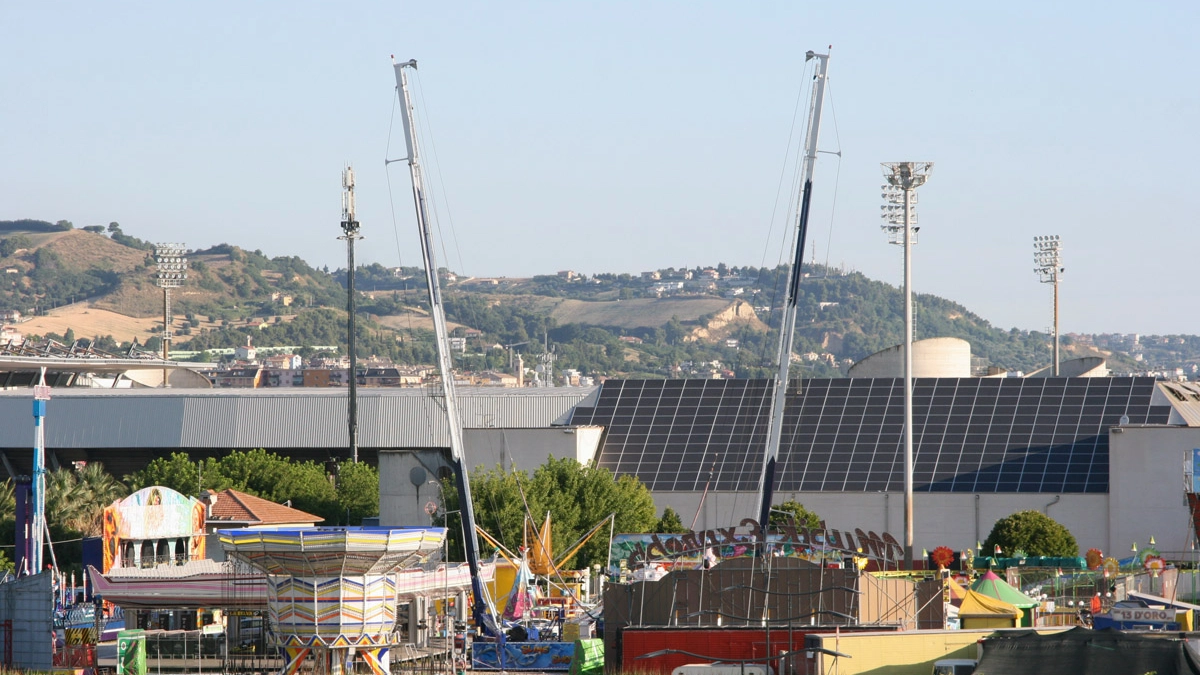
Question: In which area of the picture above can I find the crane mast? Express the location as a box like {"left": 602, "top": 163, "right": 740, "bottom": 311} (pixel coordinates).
{"left": 756, "top": 50, "right": 831, "bottom": 532}
{"left": 392, "top": 58, "right": 488, "bottom": 628}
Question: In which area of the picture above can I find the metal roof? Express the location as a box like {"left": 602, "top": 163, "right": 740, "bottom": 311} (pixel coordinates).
{"left": 0, "top": 386, "right": 597, "bottom": 449}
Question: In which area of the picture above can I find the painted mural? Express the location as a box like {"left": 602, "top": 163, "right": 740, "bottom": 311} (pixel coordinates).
{"left": 608, "top": 518, "right": 904, "bottom": 576}
{"left": 101, "top": 486, "right": 206, "bottom": 572}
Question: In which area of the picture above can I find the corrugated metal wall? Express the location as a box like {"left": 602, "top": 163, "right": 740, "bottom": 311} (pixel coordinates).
{"left": 0, "top": 387, "right": 597, "bottom": 449}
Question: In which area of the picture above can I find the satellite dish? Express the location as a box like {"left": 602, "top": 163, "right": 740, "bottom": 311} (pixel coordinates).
{"left": 409, "top": 466, "right": 428, "bottom": 486}
{"left": 1119, "top": 415, "right": 1130, "bottom": 426}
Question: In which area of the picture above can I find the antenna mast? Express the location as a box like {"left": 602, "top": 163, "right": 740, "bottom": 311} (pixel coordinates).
{"left": 340, "top": 167, "right": 363, "bottom": 463}
{"left": 756, "top": 50, "right": 830, "bottom": 532}
{"left": 393, "top": 58, "right": 487, "bottom": 627}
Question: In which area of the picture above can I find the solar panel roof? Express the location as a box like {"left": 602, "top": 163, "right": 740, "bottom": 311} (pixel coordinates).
{"left": 570, "top": 377, "right": 1172, "bottom": 494}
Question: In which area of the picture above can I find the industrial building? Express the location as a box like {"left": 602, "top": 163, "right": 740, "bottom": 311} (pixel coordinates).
{"left": 3, "top": 371, "right": 1200, "bottom": 558}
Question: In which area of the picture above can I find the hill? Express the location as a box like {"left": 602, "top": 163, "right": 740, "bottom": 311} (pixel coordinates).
{"left": 0, "top": 221, "right": 1190, "bottom": 379}
{"left": 548, "top": 297, "right": 733, "bottom": 329}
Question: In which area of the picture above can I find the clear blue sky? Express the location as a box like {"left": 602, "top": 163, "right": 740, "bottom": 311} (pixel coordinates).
{"left": 2, "top": 2, "right": 1196, "bottom": 335}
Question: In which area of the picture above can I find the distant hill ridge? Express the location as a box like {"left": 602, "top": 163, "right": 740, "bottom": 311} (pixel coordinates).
{"left": 0, "top": 220, "right": 1160, "bottom": 377}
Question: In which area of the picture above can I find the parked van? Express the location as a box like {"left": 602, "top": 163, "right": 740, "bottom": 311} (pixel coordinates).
{"left": 932, "top": 659, "right": 977, "bottom": 675}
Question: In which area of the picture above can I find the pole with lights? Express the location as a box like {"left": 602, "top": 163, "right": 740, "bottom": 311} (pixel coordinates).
{"left": 880, "top": 161, "right": 933, "bottom": 570}
{"left": 1033, "top": 236, "right": 1063, "bottom": 376}
{"left": 154, "top": 244, "right": 188, "bottom": 387}
{"left": 340, "top": 167, "right": 363, "bottom": 463}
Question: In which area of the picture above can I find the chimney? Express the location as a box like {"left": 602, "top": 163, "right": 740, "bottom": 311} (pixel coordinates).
{"left": 200, "top": 490, "right": 218, "bottom": 519}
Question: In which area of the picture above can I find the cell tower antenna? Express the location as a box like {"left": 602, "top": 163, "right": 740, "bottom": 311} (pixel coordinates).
{"left": 340, "top": 166, "right": 363, "bottom": 463}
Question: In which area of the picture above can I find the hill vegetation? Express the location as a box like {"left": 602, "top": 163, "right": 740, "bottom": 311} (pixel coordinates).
{"left": 0, "top": 220, "right": 1182, "bottom": 377}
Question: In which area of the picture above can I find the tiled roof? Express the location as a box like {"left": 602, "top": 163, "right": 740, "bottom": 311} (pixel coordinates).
{"left": 207, "top": 488, "right": 323, "bottom": 526}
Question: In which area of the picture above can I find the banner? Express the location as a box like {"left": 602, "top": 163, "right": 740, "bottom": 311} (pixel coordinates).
{"left": 472, "top": 641, "right": 574, "bottom": 671}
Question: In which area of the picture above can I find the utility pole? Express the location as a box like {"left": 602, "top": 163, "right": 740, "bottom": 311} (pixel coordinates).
{"left": 1033, "top": 236, "right": 1064, "bottom": 376}
{"left": 881, "top": 161, "right": 933, "bottom": 570}
{"left": 340, "top": 167, "right": 363, "bottom": 463}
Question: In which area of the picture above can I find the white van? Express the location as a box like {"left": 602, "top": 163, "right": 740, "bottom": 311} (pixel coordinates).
{"left": 932, "top": 659, "right": 977, "bottom": 675}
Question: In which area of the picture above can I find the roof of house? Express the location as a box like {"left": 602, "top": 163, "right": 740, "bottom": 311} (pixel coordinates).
{"left": 206, "top": 488, "right": 323, "bottom": 526}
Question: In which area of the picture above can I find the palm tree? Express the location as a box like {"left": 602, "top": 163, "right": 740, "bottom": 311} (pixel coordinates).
{"left": 46, "top": 463, "right": 127, "bottom": 537}
{"left": 0, "top": 480, "right": 13, "bottom": 523}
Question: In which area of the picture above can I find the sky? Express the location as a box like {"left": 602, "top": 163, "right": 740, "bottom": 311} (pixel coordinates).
{"left": 2, "top": 2, "right": 1197, "bottom": 335}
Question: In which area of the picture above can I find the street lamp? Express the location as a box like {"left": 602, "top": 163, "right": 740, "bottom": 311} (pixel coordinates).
{"left": 154, "top": 244, "right": 188, "bottom": 387}
{"left": 880, "top": 161, "right": 933, "bottom": 570}
{"left": 1033, "top": 235, "right": 1064, "bottom": 376}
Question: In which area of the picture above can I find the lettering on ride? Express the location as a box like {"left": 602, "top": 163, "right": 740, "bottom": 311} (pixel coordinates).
{"left": 1111, "top": 608, "right": 1173, "bottom": 623}
{"left": 620, "top": 518, "right": 904, "bottom": 567}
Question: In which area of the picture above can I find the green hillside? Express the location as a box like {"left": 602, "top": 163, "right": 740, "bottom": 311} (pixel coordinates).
{"left": 0, "top": 221, "right": 1167, "bottom": 378}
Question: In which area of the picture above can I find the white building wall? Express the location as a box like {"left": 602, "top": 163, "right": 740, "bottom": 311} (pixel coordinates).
{"left": 651, "top": 490, "right": 1110, "bottom": 554}
{"left": 379, "top": 426, "right": 605, "bottom": 527}
{"left": 1108, "top": 425, "right": 1200, "bottom": 556}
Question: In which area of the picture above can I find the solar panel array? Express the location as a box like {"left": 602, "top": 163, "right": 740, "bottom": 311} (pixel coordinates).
{"left": 570, "top": 377, "right": 1172, "bottom": 494}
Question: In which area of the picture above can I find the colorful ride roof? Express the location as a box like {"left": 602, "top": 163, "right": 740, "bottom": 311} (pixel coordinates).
{"left": 219, "top": 527, "right": 446, "bottom": 576}
{"left": 970, "top": 569, "right": 1039, "bottom": 608}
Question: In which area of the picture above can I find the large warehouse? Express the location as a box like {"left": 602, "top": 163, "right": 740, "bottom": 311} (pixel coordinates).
{"left": 2, "top": 373, "right": 1199, "bottom": 558}
{"left": 569, "top": 376, "right": 1200, "bottom": 558}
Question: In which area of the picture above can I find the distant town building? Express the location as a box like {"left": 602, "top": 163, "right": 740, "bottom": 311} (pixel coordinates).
{"left": 0, "top": 309, "right": 20, "bottom": 323}
{"left": 234, "top": 338, "right": 257, "bottom": 362}
{"left": 210, "top": 367, "right": 264, "bottom": 388}
{"left": 264, "top": 368, "right": 303, "bottom": 387}
{"left": 262, "top": 354, "right": 302, "bottom": 370}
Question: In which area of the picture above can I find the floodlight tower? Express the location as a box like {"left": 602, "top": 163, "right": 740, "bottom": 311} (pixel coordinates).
{"left": 154, "top": 244, "right": 188, "bottom": 387}
{"left": 1033, "top": 235, "right": 1064, "bottom": 376}
{"left": 340, "top": 167, "right": 363, "bottom": 463}
{"left": 880, "top": 161, "right": 933, "bottom": 570}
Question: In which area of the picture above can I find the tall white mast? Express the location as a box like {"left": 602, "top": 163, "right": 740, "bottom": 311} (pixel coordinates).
{"left": 392, "top": 58, "right": 487, "bottom": 626}
{"left": 755, "top": 50, "right": 830, "bottom": 531}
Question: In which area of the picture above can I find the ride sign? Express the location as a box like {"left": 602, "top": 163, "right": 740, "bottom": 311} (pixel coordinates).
{"left": 1110, "top": 607, "right": 1174, "bottom": 623}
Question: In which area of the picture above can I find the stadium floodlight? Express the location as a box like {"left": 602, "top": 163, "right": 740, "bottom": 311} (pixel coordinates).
{"left": 154, "top": 243, "right": 188, "bottom": 387}
{"left": 1033, "top": 235, "right": 1064, "bottom": 376}
{"left": 880, "top": 161, "right": 933, "bottom": 571}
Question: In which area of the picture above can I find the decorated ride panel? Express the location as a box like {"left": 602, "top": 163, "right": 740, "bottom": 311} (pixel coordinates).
{"left": 609, "top": 518, "right": 903, "bottom": 575}
{"left": 472, "top": 641, "right": 575, "bottom": 671}
{"left": 269, "top": 574, "right": 398, "bottom": 646}
{"left": 220, "top": 527, "right": 447, "bottom": 648}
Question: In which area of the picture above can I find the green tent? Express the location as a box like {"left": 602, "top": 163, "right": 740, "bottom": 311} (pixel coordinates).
{"left": 971, "top": 570, "right": 1038, "bottom": 626}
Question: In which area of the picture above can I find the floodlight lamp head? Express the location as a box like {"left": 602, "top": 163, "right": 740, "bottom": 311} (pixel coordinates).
{"left": 882, "top": 162, "right": 933, "bottom": 190}
{"left": 805, "top": 50, "right": 815, "bottom": 62}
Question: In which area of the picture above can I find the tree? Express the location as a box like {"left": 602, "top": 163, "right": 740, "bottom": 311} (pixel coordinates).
{"left": 768, "top": 499, "right": 822, "bottom": 530}
{"left": 441, "top": 457, "right": 657, "bottom": 569}
{"left": 336, "top": 461, "right": 379, "bottom": 525}
{"left": 983, "top": 510, "right": 1078, "bottom": 558}
{"left": 126, "top": 449, "right": 341, "bottom": 524}
{"left": 45, "top": 463, "right": 127, "bottom": 537}
{"left": 127, "top": 452, "right": 222, "bottom": 495}
{"left": 654, "top": 507, "right": 688, "bottom": 533}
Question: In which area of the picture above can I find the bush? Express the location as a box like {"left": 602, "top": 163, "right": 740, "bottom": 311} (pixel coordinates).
{"left": 983, "top": 510, "right": 1078, "bottom": 558}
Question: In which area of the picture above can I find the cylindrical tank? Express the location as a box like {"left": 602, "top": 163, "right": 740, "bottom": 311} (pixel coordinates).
{"left": 848, "top": 337, "right": 971, "bottom": 378}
